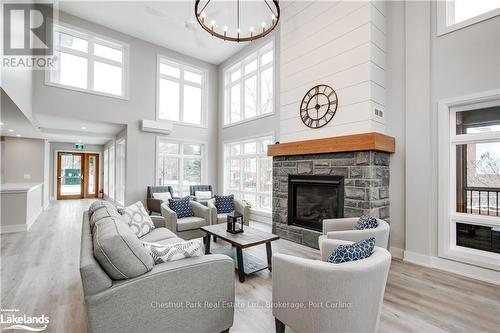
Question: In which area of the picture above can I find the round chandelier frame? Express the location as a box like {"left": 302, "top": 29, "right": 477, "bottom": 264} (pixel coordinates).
{"left": 195, "top": 0, "right": 280, "bottom": 42}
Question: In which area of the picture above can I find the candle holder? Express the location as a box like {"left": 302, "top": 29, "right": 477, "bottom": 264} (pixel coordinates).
{"left": 226, "top": 211, "right": 244, "bottom": 234}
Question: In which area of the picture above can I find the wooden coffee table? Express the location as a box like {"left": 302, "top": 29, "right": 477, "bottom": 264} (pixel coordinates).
{"left": 201, "top": 224, "right": 280, "bottom": 282}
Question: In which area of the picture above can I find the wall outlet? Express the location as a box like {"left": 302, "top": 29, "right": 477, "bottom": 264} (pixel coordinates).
{"left": 24, "top": 174, "right": 31, "bottom": 180}
{"left": 373, "top": 107, "right": 384, "bottom": 118}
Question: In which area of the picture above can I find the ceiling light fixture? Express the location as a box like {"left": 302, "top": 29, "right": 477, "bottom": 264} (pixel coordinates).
{"left": 0, "top": 122, "right": 4, "bottom": 126}
{"left": 195, "top": 0, "right": 280, "bottom": 42}
{"left": 16, "top": 134, "right": 21, "bottom": 137}
{"left": 81, "top": 126, "right": 87, "bottom": 130}
{"left": 7, "top": 129, "right": 14, "bottom": 132}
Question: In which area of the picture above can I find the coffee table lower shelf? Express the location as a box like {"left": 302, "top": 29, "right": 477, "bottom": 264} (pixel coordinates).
{"left": 211, "top": 245, "right": 270, "bottom": 278}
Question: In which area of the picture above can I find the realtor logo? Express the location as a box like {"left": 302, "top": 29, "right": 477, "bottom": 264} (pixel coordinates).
{"left": 3, "top": 3, "right": 53, "bottom": 55}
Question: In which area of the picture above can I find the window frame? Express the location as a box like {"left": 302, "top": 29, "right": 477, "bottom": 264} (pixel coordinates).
{"left": 45, "top": 22, "right": 130, "bottom": 99}
{"left": 438, "top": 89, "right": 500, "bottom": 271}
{"left": 223, "top": 133, "right": 274, "bottom": 212}
{"left": 437, "top": 0, "right": 500, "bottom": 36}
{"left": 155, "top": 137, "right": 207, "bottom": 196}
{"left": 223, "top": 40, "right": 275, "bottom": 127}
{"left": 115, "top": 138, "right": 126, "bottom": 206}
{"left": 156, "top": 55, "right": 208, "bottom": 128}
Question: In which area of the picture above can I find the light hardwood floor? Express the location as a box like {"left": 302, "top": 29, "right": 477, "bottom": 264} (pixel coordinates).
{"left": 1, "top": 200, "right": 499, "bottom": 333}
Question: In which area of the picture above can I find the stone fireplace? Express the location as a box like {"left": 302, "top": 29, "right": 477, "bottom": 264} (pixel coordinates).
{"left": 268, "top": 133, "right": 395, "bottom": 249}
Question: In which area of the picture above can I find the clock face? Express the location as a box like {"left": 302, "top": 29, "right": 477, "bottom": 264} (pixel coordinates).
{"left": 300, "top": 85, "right": 338, "bottom": 129}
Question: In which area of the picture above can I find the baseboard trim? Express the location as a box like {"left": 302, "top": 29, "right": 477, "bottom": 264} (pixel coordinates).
{"left": 404, "top": 250, "right": 500, "bottom": 285}
{"left": 0, "top": 224, "right": 27, "bottom": 234}
{"left": 390, "top": 247, "right": 404, "bottom": 259}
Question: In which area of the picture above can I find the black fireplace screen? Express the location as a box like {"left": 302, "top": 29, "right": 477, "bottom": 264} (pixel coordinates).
{"left": 288, "top": 175, "right": 344, "bottom": 232}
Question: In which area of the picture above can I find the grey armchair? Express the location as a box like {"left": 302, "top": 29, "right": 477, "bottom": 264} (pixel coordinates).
{"left": 147, "top": 186, "right": 175, "bottom": 215}
{"left": 208, "top": 198, "right": 249, "bottom": 226}
{"left": 161, "top": 201, "right": 211, "bottom": 240}
{"left": 318, "top": 217, "right": 390, "bottom": 249}
{"left": 272, "top": 238, "right": 391, "bottom": 333}
{"left": 190, "top": 185, "right": 213, "bottom": 206}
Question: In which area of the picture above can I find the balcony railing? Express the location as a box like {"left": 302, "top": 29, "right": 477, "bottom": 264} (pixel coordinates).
{"left": 465, "top": 187, "right": 500, "bottom": 216}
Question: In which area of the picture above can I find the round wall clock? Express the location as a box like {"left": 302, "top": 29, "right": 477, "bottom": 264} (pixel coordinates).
{"left": 300, "top": 84, "right": 338, "bottom": 129}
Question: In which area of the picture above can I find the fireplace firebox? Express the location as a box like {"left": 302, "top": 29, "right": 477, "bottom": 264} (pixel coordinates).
{"left": 288, "top": 175, "right": 344, "bottom": 232}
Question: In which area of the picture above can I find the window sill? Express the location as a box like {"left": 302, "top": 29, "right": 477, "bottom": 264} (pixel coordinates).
{"left": 437, "top": 8, "right": 500, "bottom": 36}
{"left": 157, "top": 119, "right": 208, "bottom": 129}
{"left": 44, "top": 80, "right": 129, "bottom": 101}
{"left": 223, "top": 112, "right": 275, "bottom": 129}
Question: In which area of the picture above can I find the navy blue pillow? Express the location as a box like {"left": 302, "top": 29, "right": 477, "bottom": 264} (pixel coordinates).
{"left": 327, "top": 237, "right": 375, "bottom": 264}
{"left": 355, "top": 215, "right": 378, "bottom": 230}
{"left": 168, "top": 196, "right": 193, "bottom": 218}
{"left": 215, "top": 194, "right": 235, "bottom": 214}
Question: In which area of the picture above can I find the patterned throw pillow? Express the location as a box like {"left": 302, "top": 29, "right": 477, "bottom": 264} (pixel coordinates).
{"left": 328, "top": 237, "right": 376, "bottom": 264}
{"left": 168, "top": 196, "right": 193, "bottom": 218}
{"left": 142, "top": 240, "right": 204, "bottom": 263}
{"left": 118, "top": 201, "right": 155, "bottom": 237}
{"left": 214, "top": 194, "right": 235, "bottom": 214}
{"left": 355, "top": 215, "right": 379, "bottom": 230}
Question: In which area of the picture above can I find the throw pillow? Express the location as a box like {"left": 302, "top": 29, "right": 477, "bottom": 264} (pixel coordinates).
{"left": 168, "top": 196, "right": 193, "bottom": 218}
{"left": 195, "top": 190, "right": 212, "bottom": 200}
{"left": 328, "top": 237, "right": 375, "bottom": 264}
{"left": 152, "top": 192, "right": 172, "bottom": 202}
{"left": 118, "top": 201, "right": 156, "bottom": 237}
{"left": 355, "top": 215, "right": 379, "bottom": 230}
{"left": 214, "top": 194, "right": 235, "bottom": 214}
{"left": 142, "top": 240, "right": 203, "bottom": 263}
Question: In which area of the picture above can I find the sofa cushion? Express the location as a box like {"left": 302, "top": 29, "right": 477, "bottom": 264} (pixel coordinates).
{"left": 355, "top": 215, "right": 378, "bottom": 230}
{"left": 177, "top": 216, "right": 207, "bottom": 232}
{"left": 88, "top": 200, "right": 116, "bottom": 217}
{"left": 153, "top": 192, "right": 172, "bottom": 202}
{"left": 142, "top": 239, "right": 203, "bottom": 264}
{"left": 139, "top": 228, "right": 178, "bottom": 243}
{"left": 90, "top": 205, "right": 122, "bottom": 229}
{"left": 93, "top": 216, "right": 154, "bottom": 279}
{"left": 214, "top": 194, "right": 235, "bottom": 214}
{"left": 118, "top": 201, "right": 156, "bottom": 237}
{"left": 195, "top": 190, "right": 212, "bottom": 200}
{"left": 327, "top": 237, "right": 375, "bottom": 264}
{"left": 168, "top": 196, "right": 193, "bottom": 218}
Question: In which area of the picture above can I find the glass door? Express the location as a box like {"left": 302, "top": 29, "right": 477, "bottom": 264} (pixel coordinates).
{"left": 84, "top": 153, "right": 99, "bottom": 198}
{"left": 57, "top": 152, "right": 84, "bottom": 200}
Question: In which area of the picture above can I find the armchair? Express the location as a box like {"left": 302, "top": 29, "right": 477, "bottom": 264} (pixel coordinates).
{"left": 147, "top": 186, "right": 175, "bottom": 215}
{"left": 319, "top": 217, "right": 390, "bottom": 249}
{"left": 190, "top": 185, "right": 214, "bottom": 206}
{"left": 161, "top": 201, "right": 211, "bottom": 240}
{"left": 272, "top": 238, "right": 391, "bottom": 333}
{"left": 208, "top": 198, "right": 249, "bottom": 226}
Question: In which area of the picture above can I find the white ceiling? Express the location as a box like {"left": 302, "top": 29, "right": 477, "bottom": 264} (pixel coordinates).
{"left": 1, "top": 90, "right": 45, "bottom": 139}
{"left": 58, "top": 1, "right": 272, "bottom": 64}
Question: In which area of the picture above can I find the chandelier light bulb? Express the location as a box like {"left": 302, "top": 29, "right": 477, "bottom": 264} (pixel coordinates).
{"left": 223, "top": 26, "right": 228, "bottom": 32}
{"left": 271, "top": 14, "right": 276, "bottom": 20}
{"left": 262, "top": 21, "right": 266, "bottom": 28}
{"left": 200, "top": 11, "right": 206, "bottom": 18}
{"left": 250, "top": 26, "right": 254, "bottom": 32}
{"left": 211, "top": 20, "right": 216, "bottom": 27}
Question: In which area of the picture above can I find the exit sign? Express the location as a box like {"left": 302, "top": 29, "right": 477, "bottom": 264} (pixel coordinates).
{"left": 75, "top": 143, "right": 85, "bottom": 150}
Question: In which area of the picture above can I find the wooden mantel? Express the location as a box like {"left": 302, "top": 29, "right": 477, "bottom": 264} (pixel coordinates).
{"left": 267, "top": 132, "right": 395, "bottom": 157}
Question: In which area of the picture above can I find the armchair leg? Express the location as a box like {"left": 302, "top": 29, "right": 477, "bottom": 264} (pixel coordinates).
{"left": 275, "top": 318, "right": 285, "bottom": 333}
{"left": 213, "top": 236, "right": 217, "bottom": 242}
{"left": 149, "top": 211, "right": 152, "bottom": 215}
{"left": 220, "top": 329, "right": 229, "bottom": 333}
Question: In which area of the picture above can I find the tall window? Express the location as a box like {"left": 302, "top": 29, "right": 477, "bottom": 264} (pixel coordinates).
{"left": 156, "top": 139, "right": 205, "bottom": 196}
{"left": 47, "top": 24, "right": 129, "bottom": 98}
{"left": 224, "top": 42, "right": 274, "bottom": 126}
{"left": 438, "top": 0, "right": 500, "bottom": 35}
{"left": 108, "top": 145, "right": 115, "bottom": 200}
{"left": 103, "top": 149, "right": 109, "bottom": 195}
{"left": 157, "top": 56, "right": 207, "bottom": 126}
{"left": 454, "top": 107, "right": 500, "bottom": 254}
{"left": 115, "top": 139, "right": 126, "bottom": 206}
{"left": 224, "top": 135, "right": 273, "bottom": 210}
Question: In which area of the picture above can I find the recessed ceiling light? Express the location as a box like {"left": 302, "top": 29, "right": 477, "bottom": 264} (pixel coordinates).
{"left": 7, "top": 129, "right": 14, "bottom": 132}
{"left": 16, "top": 134, "right": 21, "bottom": 137}
{"left": 0, "top": 122, "right": 4, "bottom": 126}
{"left": 78, "top": 140, "right": 82, "bottom": 143}
{"left": 81, "top": 126, "right": 87, "bottom": 130}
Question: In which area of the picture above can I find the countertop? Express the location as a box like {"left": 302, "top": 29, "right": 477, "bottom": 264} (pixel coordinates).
{"left": 0, "top": 183, "right": 43, "bottom": 193}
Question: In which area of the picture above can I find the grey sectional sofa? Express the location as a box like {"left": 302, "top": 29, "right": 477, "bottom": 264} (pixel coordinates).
{"left": 80, "top": 201, "right": 235, "bottom": 333}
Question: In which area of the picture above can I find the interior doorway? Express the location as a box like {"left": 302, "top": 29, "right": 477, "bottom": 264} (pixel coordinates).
{"left": 57, "top": 152, "right": 100, "bottom": 200}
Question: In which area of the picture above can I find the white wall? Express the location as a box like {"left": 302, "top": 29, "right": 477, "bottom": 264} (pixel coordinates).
{"left": 33, "top": 11, "right": 219, "bottom": 205}
{"left": 279, "top": 1, "right": 387, "bottom": 142}
{"left": 3, "top": 137, "right": 46, "bottom": 183}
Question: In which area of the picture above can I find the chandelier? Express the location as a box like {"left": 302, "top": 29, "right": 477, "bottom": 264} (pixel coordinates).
{"left": 195, "top": 0, "right": 280, "bottom": 42}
